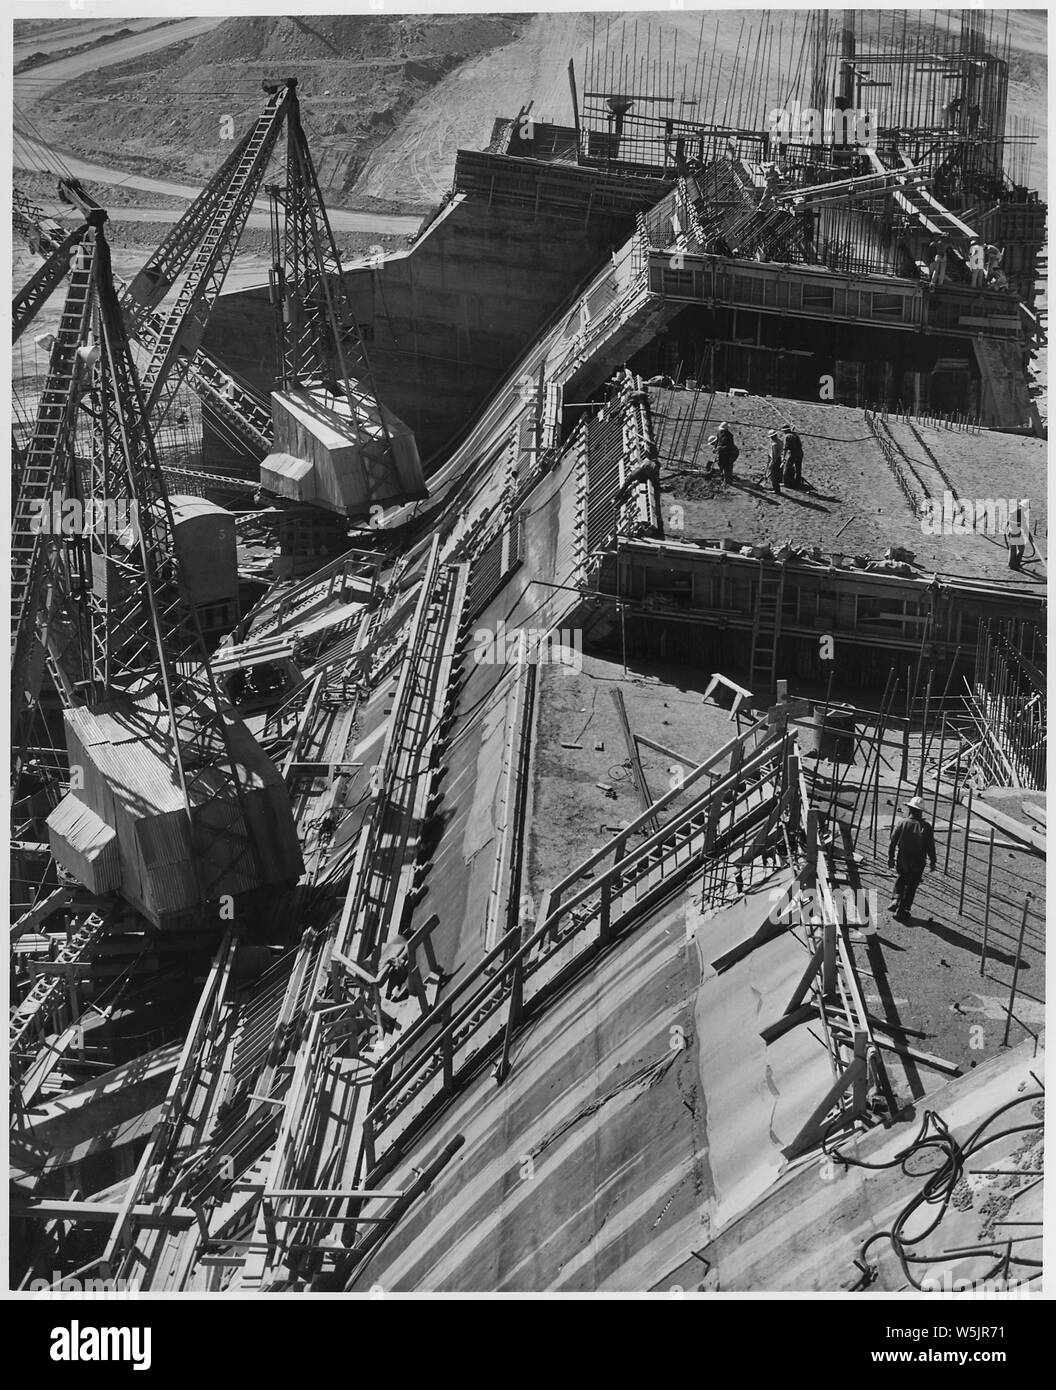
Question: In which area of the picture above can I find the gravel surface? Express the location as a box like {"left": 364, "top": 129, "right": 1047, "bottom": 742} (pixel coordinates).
{"left": 652, "top": 387, "right": 1047, "bottom": 587}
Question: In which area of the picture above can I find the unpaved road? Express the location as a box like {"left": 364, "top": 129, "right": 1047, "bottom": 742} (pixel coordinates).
{"left": 13, "top": 17, "right": 224, "bottom": 102}
{"left": 14, "top": 17, "right": 174, "bottom": 61}
{"left": 16, "top": 137, "right": 423, "bottom": 238}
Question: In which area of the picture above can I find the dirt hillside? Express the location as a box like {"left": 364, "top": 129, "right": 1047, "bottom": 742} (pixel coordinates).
{"left": 19, "top": 13, "right": 530, "bottom": 205}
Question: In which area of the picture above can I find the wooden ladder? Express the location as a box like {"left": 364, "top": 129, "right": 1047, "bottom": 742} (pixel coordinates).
{"left": 749, "top": 559, "right": 786, "bottom": 697}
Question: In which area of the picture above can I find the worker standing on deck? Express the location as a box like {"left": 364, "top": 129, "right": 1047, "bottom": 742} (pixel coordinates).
{"left": 782, "top": 422, "right": 803, "bottom": 486}
{"left": 766, "top": 430, "right": 783, "bottom": 494}
{"left": 715, "top": 421, "right": 738, "bottom": 482}
{"left": 968, "top": 238, "right": 987, "bottom": 289}
{"left": 887, "top": 796, "right": 936, "bottom": 922}
{"left": 1005, "top": 506, "right": 1027, "bottom": 570}
{"left": 986, "top": 244, "right": 1008, "bottom": 291}
{"left": 927, "top": 237, "right": 949, "bottom": 288}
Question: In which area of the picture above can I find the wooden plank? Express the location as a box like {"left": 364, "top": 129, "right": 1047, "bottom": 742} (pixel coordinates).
{"left": 781, "top": 943, "right": 824, "bottom": 1017}
{"left": 967, "top": 798, "right": 1045, "bottom": 854}
{"left": 635, "top": 733, "right": 689, "bottom": 762}
{"left": 865, "top": 1035, "right": 960, "bottom": 1076}
{"left": 18, "top": 1201, "right": 197, "bottom": 1229}
{"left": 761, "top": 1002, "right": 818, "bottom": 1044}
{"left": 782, "top": 1058, "right": 867, "bottom": 1159}
{"left": 611, "top": 688, "right": 658, "bottom": 830}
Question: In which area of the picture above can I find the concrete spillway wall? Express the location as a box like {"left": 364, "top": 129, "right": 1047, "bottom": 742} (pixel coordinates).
{"left": 203, "top": 189, "right": 641, "bottom": 470}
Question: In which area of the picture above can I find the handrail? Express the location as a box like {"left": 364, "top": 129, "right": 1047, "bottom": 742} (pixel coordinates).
{"left": 538, "top": 734, "right": 780, "bottom": 934}
{"left": 366, "top": 726, "right": 790, "bottom": 1132}
{"left": 368, "top": 925, "right": 521, "bottom": 1089}
{"left": 549, "top": 715, "right": 769, "bottom": 894}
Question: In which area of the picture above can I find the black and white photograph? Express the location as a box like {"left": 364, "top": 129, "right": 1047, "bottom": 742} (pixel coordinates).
{"left": 5, "top": 0, "right": 1050, "bottom": 1334}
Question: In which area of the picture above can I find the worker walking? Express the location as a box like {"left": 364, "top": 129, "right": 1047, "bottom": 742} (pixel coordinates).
{"left": 766, "top": 429, "right": 783, "bottom": 494}
{"left": 782, "top": 422, "right": 803, "bottom": 485}
{"left": 887, "top": 796, "right": 936, "bottom": 922}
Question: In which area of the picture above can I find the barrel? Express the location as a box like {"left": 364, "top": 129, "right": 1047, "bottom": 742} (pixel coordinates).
{"left": 802, "top": 703, "right": 857, "bottom": 762}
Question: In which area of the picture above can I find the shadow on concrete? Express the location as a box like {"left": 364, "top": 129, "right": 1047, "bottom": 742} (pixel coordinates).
{"left": 913, "top": 914, "right": 1025, "bottom": 970}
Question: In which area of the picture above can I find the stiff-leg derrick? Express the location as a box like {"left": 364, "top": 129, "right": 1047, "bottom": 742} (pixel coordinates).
{"left": 84, "top": 227, "right": 270, "bottom": 903}
{"left": 270, "top": 91, "right": 396, "bottom": 499}
{"left": 131, "top": 87, "right": 293, "bottom": 440}
{"left": 278, "top": 97, "right": 374, "bottom": 395}
{"left": 12, "top": 214, "right": 286, "bottom": 906}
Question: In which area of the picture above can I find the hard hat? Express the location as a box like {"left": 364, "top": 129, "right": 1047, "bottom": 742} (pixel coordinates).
{"left": 908, "top": 796, "right": 925, "bottom": 811}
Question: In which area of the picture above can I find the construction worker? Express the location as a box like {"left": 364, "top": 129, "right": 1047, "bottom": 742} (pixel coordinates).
{"left": 986, "top": 244, "right": 1007, "bottom": 290}
{"left": 379, "top": 934, "right": 411, "bottom": 1000}
{"left": 766, "top": 429, "right": 783, "bottom": 494}
{"left": 927, "top": 237, "right": 949, "bottom": 288}
{"left": 782, "top": 422, "right": 803, "bottom": 486}
{"left": 988, "top": 263, "right": 1009, "bottom": 292}
{"left": 1005, "top": 506, "right": 1027, "bottom": 570}
{"left": 715, "top": 421, "right": 737, "bottom": 482}
{"left": 887, "top": 796, "right": 936, "bottom": 922}
{"left": 759, "top": 163, "right": 782, "bottom": 211}
{"left": 968, "top": 238, "right": 987, "bottom": 289}
{"left": 705, "top": 434, "right": 718, "bottom": 475}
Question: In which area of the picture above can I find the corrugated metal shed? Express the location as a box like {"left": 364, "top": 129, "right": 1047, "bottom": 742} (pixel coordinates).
{"left": 58, "top": 705, "right": 302, "bottom": 922}
{"left": 265, "top": 386, "right": 426, "bottom": 514}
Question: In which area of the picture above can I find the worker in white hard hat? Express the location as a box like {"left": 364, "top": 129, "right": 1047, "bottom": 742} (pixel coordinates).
{"left": 887, "top": 795, "right": 936, "bottom": 922}
{"left": 715, "top": 421, "right": 737, "bottom": 482}
{"left": 766, "top": 429, "right": 783, "bottom": 495}
{"left": 705, "top": 434, "right": 718, "bottom": 475}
